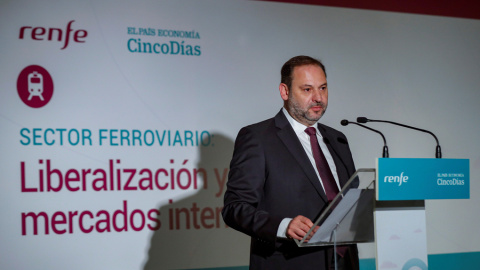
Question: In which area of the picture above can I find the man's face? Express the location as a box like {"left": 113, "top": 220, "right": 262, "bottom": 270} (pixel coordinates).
{"left": 279, "top": 64, "right": 328, "bottom": 126}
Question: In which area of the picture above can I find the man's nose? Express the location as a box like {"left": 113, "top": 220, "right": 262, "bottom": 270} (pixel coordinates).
{"left": 312, "top": 90, "right": 323, "bottom": 103}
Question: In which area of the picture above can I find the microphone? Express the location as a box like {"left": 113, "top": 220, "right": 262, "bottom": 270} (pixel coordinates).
{"left": 357, "top": 117, "right": 442, "bottom": 158}
{"left": 341, "top": 119, "right": 389, "bottom": 158}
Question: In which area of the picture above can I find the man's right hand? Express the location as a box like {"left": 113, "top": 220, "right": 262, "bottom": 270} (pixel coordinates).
{"left": 286, "top": 215, "right": 319, "bottom": 241}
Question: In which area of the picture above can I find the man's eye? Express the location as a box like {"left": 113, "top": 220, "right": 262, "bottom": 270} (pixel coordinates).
{"left": 304, "top": 88, "right": 310, "bottom": 92}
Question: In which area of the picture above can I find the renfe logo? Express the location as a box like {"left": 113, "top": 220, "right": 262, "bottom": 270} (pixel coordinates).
{"left": 384, "top": 172, "right": 409, "bottom": 186}
{"left": 19, "top": 20, "right": 87, "bottom": 49}
{"left": 17, "top": 65, "right": 54, "bottom": 108}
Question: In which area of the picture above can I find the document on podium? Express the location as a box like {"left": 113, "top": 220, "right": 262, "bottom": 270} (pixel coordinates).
{"left": 310, "top": 189, "right": 362, "bottom": 243}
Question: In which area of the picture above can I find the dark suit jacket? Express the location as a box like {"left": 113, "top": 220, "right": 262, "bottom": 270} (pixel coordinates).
{"left": 222, "top": 110, "right": 359, "bottom": 270}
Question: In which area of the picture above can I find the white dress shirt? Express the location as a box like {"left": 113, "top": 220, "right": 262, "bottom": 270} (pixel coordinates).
{"left": 277, "top": 108, "right": 341, "bottom": 238}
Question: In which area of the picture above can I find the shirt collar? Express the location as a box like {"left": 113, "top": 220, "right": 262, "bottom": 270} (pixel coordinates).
{"left": 282, "top": 107, "right": 321, "bottom": 137}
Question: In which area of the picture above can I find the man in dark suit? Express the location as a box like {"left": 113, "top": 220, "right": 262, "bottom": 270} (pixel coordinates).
{"left": 222, "top": 56, "right": 359, "bottom": 270}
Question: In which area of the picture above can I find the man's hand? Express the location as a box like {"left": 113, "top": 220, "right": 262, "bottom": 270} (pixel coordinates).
{"left": 286, "top": 215, "right": 319, "bottom": 241}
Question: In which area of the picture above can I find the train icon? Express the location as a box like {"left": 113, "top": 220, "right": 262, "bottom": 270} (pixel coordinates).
{"left": 27, "top": 71, "right": 44, "bottom": 101}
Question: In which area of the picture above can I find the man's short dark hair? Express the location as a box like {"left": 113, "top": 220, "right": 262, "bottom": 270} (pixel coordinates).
{"left": 281, "top": 55, "right": 326, "bottom": 89}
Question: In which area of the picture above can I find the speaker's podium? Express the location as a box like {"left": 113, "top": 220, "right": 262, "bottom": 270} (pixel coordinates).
{"left": 295, "top": 158, "right": 470, "bottom": 270}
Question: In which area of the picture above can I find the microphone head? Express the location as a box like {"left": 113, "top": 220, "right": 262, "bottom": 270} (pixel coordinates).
{"left": 357, "top": 117, "right": 368, "bottom": 123}
{"left": 340, "top": 119, "right": 349, "bottom": 126}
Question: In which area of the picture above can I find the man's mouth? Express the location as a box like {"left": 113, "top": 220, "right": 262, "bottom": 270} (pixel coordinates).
{"left": 310, "top": 104, "right": 324, "bottom": 112}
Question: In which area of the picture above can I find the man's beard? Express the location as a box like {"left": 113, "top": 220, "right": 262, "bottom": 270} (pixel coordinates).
{"left": 288, "top": 99, "right": 327, "bottom": 126}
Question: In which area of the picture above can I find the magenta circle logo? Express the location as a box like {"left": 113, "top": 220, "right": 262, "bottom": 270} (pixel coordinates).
{"left": 17, "top": 65, "right": 54, "bottom": 108}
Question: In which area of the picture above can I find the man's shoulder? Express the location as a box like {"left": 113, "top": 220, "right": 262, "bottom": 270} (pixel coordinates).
{"left": 238, "top": 117, "right": 276, "bottom": 136}
{"left": 317, "top": 122, "right": 348, "bottom": 141}
{"left": 239, "top": 110, "right": 285, "bottom": 133}
{"left": 245, "top": 117, "right": 275, "bottom": 129}
{"left": 318, "top": 122, "right": 342, "bottom": 133}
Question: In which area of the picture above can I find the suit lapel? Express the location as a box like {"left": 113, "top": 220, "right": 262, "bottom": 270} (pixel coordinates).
{"left": 274, "top": 111, "right": 328, "bottom": 203}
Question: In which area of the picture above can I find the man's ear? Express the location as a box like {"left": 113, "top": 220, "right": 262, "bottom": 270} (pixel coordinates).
{"left": 279, "top": 83, "right": 289, "bottom": 101}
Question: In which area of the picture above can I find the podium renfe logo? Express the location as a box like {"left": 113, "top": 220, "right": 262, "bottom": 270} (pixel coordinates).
{"left": 383, "top": 172, "right": 409, "bottom": 186}
{"left": 17, "top": 65, "right": 54, "bottom": 108}
{"left": 19, "top": 20, "right": 88, "bottom": 50}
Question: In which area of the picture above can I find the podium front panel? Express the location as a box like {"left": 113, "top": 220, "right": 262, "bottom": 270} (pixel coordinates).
{"left": 376, "top": 158, "right": 469, "bottom": 201}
